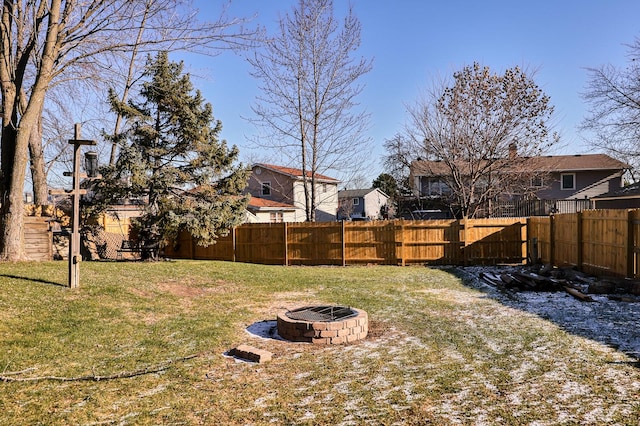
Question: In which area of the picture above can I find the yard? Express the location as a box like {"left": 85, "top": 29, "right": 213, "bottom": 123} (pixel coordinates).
{"left": 0, "top": 260, "right": 638, "bottom": 425}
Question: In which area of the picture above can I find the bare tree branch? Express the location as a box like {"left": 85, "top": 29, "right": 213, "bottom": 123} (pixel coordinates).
{"left": 246, "top": 0, "right": 372, "bottom": 221}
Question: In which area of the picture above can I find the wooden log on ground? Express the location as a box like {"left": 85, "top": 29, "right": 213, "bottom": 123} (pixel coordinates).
{"left": 564, "top": 286, "right": 594, "bottom": 302}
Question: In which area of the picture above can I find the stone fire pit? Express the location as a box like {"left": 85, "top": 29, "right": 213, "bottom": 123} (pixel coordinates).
{"left": 277, "top": 305, "right": 368, "bottom": 344}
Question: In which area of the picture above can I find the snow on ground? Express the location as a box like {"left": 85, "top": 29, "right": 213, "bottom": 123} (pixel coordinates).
{"left": 455, "top": 266, "right": 640, "bottom": 360}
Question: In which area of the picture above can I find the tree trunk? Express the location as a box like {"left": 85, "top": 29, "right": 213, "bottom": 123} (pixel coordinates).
{"left": 0, "top": 125, "right": 32, "bottom": 260}
{"left": 29, "top": 111, "right": 49, "bottom": 206}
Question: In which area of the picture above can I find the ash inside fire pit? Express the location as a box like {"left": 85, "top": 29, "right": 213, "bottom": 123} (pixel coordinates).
{"left": 277, "top": 305, "right": 368, "bottom": 344}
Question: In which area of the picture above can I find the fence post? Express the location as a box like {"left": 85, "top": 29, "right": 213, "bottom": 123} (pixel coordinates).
{"left": 549, "top": 215, "right": 555, "bottom": 267}
{"left": 627, "top": 210, "right": 634, "bottom": 279}
{"left": 462, "top": 217, "right": 469, "bottom": 266}
{"left": 232, "top": 226, "right": 236, "bottom": 262}
{"left": 284, "top": 222, "right": 289, "bottom": 266}
{"left": 577, "top": 211, "right": 583, "bottom": 271}
{"left": 341, "top": 220, "right": 346, "bottom": 266}
{"left": 399, "top": 220, "right": 405, "bottom": 266}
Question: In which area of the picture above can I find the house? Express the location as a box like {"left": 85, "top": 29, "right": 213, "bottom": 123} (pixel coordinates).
{"left": 245, "top": 197, "right": 302, "bottom": 223}
{"left": 410, "top": 153, "right": 630, "bottom": 216}
{"left": 246, "top": 163, "right": 340, "bottom": 222}
{"left": 337, "top": 188, "right": 390, "bottom": 221}
{"left": 592, "top": 182, "right": 640, "bottom": 209}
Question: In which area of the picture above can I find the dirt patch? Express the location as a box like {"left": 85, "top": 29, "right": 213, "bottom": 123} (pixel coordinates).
{"left": 152, "top": 279, "right": 239, "bottom": 298}
{"left": 157, "top": 282, "right": 208, "bottom": 298}
{"left": 366, "top": 320, "right": 390, "bottom": 339}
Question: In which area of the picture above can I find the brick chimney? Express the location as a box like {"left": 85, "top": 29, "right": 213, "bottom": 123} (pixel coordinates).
{"left": 508, "top": 143, "right": 517, "bottom": 159}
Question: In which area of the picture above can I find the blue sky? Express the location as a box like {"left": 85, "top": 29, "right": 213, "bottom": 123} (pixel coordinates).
{"left": 178, "top": 0, "right": 640, "bottom": 185}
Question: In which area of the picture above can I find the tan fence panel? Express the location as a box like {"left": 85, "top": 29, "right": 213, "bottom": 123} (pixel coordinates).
{"left": 464, "top": 218, "right": 527, "bottom": 265}
{"left": 288, "top": 222, "right": 343, "bottom": 265}
{"left": 160, "top": 218, "right": 530, "bottom": 266}
{"left": 553, "top": 213, "right": 580, "bottom": 267}
{"left": 236, "top": 223, "right": 286, "bottom": 265}
{"left": 162, "top": 229, "right": 194, "bottom": 259}
{"left": 398, "top": 220, "right": 462, "bottom": 264}
{"left": 344, "top": 221, "right": 397, "bottom": 265}
{"left": 527, "top": 216, "right": 551, "bottom": 263}
{"left": 193, "top": 231, "right": 234, "bottom": 261}
{"left": 581, "top": 209, "right": 629, "bottom": 277}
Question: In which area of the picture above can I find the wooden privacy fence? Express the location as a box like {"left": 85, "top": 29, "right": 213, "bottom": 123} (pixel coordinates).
{"left": 528, "top": 209, "right": 640, "bottom": 279}
{"left": 163, "top": 218, "right": 528, "bottom": 266}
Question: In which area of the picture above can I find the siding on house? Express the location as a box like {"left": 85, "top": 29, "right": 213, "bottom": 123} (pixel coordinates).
{"left": 410, "top": 153, "right": 629, "bottom": 202}
{"left": 246, "top": 163, "right": 339, "bottom": 222}
{"left": 338, "top": 188, "right": 389, "bottom": 220}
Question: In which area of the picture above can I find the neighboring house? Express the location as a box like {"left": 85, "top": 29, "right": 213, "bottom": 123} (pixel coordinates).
{"left": 337, "top": 188, "right": 390, "bottom": 221}
{"left": 593, "top": 182, "right": 640, "bottom": 209}
{"left": 410, "top": 153, "right": 629, "bottom": 216}
{"left": 246, "top": 163, "right": 340, "bottom": 222}
{"left": 245, "top": 197, "right": 302, "bottom": 223}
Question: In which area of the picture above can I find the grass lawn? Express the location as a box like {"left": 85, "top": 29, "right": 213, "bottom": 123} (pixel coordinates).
{"left": 0, "top": 260, "right": 638, "bottom": 425}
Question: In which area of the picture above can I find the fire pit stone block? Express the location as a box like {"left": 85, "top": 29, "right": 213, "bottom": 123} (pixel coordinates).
{"left": 277, "top": 307, "right": 368, "bottom": 344}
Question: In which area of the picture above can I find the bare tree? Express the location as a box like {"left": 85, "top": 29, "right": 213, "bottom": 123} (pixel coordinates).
{"left": 247, "top": 0, "right": 372, "bottom": 221}
{"left": 406, "top": 63, "right": 558, "bottom": 218}
{"left": 382, "top": 133, "right": 416, "bottom": 195}
{"left": 0, "top": 0, "right": 258, "bottom": 260}
{"left": 581, "top": 39, "right": 640, "bottom": 182}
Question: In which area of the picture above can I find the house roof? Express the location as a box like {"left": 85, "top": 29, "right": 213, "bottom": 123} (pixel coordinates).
{"left": 338, "top": 188, "right": 389, "bottom": 199}
{"left": 411, "top": 153, "right": 630, "bottom": 176}
{"left": 247, "top": 196, "right": 297, "bottom": 211}
{"left": 252, "top": 163, "right": 340, "bottom": 183}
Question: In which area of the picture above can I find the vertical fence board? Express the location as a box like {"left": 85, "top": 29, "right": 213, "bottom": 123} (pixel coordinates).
{"left": 527, "top": 216, "right": 551, "bottom": 263}
{"left": 344, "top": 221, "right": 397, "bottom": 265}
{"left": 236, "top": 223, "right": 286, "bottom": 265}
{"left": 192, "top": 232, "right": 234, "bottom": 261}
{"left": 398, "top": 220, "right": 464, "bottom": 264}
{"left": 287, "top": 222, "right": 343, "bottom": 265}
{"left": 553, "top": 213, "right": 580, "bottom": 267}
{"left": 581, "top": 209, "right": 629, "bottom": 277}
{"left": 463, "top": 218, "right": 527, "bottom": 265}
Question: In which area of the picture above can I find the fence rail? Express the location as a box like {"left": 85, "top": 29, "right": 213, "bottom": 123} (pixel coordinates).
{"left": 163, "top": 218, "right": 528, "bottom": 266}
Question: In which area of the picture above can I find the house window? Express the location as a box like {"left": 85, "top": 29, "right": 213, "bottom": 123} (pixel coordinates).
{"left": 269, "top": 212, "right": 283, "bottom": 223}
{"left": 561, "top": 173, "right": 575, "bottom": 190}
{"left": 322, "top": 183, "right": 327, "bottom": 193}
{"left": 531, "top": 176, "right": 544, "bottom": 188}
{"left": 353, "top": 198, "right": 359, "bottom": 205}
{"left": 262, "top": 181, "right": 271, "bottom": 196}
{"left": 424, "top": 178, "right": 449, "bottom": 196}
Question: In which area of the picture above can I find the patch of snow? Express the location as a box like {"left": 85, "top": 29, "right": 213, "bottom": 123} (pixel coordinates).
{"left": 456, "top": 266, "right": 640, "bottom": 360}
{"left": 245, "top": 320, "right": 286, "bottom": 341}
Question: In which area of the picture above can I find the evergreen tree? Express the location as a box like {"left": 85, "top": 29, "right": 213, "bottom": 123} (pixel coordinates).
{"left": 96, "top": 52, "right": 249, "bottom": 257}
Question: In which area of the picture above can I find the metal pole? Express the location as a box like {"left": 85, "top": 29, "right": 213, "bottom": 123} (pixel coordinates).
{"left": 67, "top": 124, "right": 96, "bottom": 289}
{"left": 69, "top": 124, "right": 81, "bottom": 288}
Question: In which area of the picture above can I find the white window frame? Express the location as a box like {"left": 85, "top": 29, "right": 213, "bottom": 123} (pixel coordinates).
{"left": 269, "top": 211, "right": 283, "bottom": 223}
{"left": 560, "top": 173, "right": 575, "bottom": 190}
{"left": 262, "top": 181, "right": 271, "bottom": 196}
{"left": 530, "top": 176, "right": 544, "bottom": 188}
{"left": 353, "top": 198, "right": 359, "bottom": 205}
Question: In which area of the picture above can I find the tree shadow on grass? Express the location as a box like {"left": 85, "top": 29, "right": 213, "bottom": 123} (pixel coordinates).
{"left": 0, "top": 274, "right": 67, "bottom": 288}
